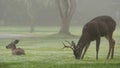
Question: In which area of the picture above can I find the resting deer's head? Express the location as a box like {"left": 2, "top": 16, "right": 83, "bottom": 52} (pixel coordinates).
{"left": 6, "top": 40, "right": 19, "bottom": 49}
{"left": 63, "top": 40, "right": 81, "bottom": 59}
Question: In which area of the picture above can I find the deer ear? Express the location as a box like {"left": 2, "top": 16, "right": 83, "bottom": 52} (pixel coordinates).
{"left": 14, "top": 40, "right": 20, "bottom": 44}
{"left": 71, "top": 41, "right": 76, "bottom": 49}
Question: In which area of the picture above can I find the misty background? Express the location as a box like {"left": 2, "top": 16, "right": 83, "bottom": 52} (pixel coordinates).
{"left": 0, "top": 0, "right": 120, "bottom": 26}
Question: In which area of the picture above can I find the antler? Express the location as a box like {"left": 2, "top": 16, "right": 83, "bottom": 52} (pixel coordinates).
{"left": 62, "top": 42, "right": 74, "bottom": 50}
{"left": 65, "top": 40, "right": 71, "bottom": 45}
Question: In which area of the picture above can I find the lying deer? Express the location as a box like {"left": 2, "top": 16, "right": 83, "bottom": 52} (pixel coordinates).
{"left": 63, "top": 16, "right": 116, "bottom": 60}
{"left": 6, "top": 40, "right": 25, "bottom": 55}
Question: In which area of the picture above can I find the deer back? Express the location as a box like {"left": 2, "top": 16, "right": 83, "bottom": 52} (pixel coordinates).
{"left": 82, "top": 16, "right": 116, "bottom": 41}
{"left": 12, "top": 48, "right": 25, "bottom": 55}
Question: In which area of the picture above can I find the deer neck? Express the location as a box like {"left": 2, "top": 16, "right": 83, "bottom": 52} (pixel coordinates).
{"left": 11, "top": 45, "right": 16, "bottom": 50}
{"left": 77, "top": 34, "right": 91, "bottom": 49}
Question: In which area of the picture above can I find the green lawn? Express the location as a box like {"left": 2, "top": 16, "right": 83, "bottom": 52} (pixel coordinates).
{"left": 0, "top": 26, "right": 120, "bottom": 68}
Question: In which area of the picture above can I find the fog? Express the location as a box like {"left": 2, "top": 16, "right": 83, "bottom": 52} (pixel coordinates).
{"left": 0, "top": 0, "right": 120, "bottom": 26}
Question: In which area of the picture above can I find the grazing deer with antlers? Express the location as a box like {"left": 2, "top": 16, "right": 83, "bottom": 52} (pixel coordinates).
{"left": 63, "top": 16, "right": 116, "bottom": 60}
{"left": 6, "top": 40, "right": 25, "bottom": 55}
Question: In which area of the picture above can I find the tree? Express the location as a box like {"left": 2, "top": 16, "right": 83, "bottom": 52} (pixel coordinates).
{"left": 24, "top": 0, "right": 35, "bottom": 33}
{"left": 57, "top": 0, "right": 76, "bottom": 35}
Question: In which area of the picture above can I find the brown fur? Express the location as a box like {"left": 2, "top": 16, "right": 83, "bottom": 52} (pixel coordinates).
{"left": 6, "top": 40, "right": 25, "bottom": 55}
{"left": 63, "top": 16, "right": 116, "bottom": 60}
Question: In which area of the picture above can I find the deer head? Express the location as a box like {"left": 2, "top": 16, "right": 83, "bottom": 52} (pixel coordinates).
{"left": 63, "top": 40, "right": 81, "bottom": 59}
{"left": 6, "top": 40, "right": 19, "bottom": 49}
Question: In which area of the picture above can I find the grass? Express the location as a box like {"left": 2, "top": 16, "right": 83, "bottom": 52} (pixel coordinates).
{"left": 0, "top": 26, "right": 120, "bottom": 68}
{"left": 0, "top": 62, "right": 120, "bottom": 68}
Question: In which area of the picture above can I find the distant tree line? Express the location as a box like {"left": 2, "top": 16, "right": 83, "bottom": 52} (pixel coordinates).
{"left": 0, "top": 0, "right": 120, "bottom": 26}
{"left": 0, "top": 0, "right": 57, "bottom": 26}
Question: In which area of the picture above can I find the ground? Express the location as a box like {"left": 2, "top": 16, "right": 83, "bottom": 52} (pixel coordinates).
{"left": 0, "top": 26, "right": 120, "bottom": 68}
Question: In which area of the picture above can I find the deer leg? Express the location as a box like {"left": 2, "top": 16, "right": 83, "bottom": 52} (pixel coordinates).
{"left": 111, "top": 39, "right": 115, "bottom": 59}
{"left": 81, "top": 43, "right": 90, "bottom": 59}
{"left": 106, "top": 34, "right": 113, "bottom": 59}
{"left": 96, "top": 38, "right": 100, "bottom": 60}
{"left": 107, "top": 44, "right": 112, "bottom": 59}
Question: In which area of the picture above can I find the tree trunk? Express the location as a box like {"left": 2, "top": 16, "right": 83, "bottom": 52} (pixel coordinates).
{"left": 59, "top": 18, "right": 71, "bottom": 34}
{"left": 25, "top": 0, "right": 35, "bottom": 33}
{"left": 30, "top": 23, "right": 34, "bottom": 33}
{"left": 57, "top": 0, "right": 76, "bottom": 35}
